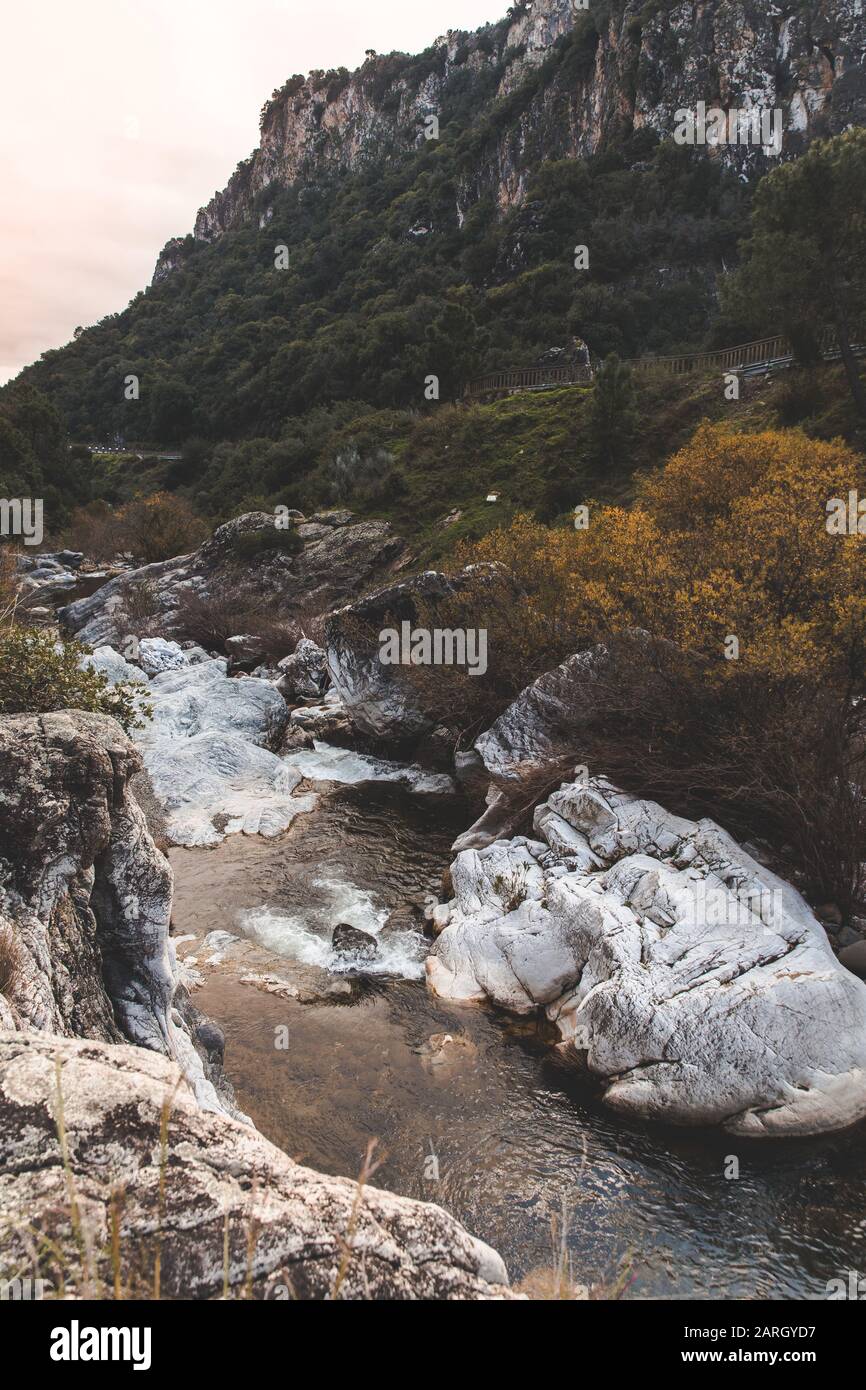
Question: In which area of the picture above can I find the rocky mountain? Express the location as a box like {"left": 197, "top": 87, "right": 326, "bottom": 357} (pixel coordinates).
{"left": 6, "top": 0, "right": 865, "bottom": 492}
{"left": 160, "top": 0, "right": 866, "bottom": 275}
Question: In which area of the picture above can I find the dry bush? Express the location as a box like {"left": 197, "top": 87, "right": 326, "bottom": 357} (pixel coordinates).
{"left": 0, "top": 546, "right": 19, "bottom": 629}
{"left": 123, "top": 580, "right": 163, "bottom": 637}
{"left": 355, "top": 564, "right": 575, "bottom": 745}
{"left": 64, "top": 501, "right": 125, "bottom": 562}
{"left": 170, "top": 587, "right": 299, "bottom": 661}
{"left": 117, "top": 493, "right": 208, "bottom": 565}
{"left": 525, "top": 632, "right": 866, "bottom": 917}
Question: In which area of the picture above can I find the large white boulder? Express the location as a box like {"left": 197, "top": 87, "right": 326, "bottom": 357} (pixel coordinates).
{"left": 428, "top": 777, "right": 866, "bottom": 1138}
{"left": 133, "top": 657, "right": 298, "bottom": 847}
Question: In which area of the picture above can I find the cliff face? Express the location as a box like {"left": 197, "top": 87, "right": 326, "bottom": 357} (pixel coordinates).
{"left": 0, "top": 711, "right": 224, "bottom": 1110}
{"left": 161, "top": 0, "right": 865, "bottom": 276}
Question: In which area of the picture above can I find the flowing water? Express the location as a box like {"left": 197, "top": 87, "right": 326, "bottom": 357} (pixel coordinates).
{"left": 171, "top": 777, "right": 866, "bottom": 1300}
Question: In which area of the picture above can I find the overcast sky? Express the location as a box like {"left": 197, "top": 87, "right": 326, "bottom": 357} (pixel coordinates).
{"left": 0, "top": 0, "right": 502, "bottom": 386}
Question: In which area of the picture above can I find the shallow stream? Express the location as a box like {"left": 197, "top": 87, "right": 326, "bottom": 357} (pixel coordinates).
{"left": 171, "top": 777, "right": 866, "bottom": 1300}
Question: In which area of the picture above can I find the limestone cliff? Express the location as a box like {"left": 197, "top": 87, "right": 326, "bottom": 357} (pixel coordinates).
{"left": 156, "top": 0, "right": 866, "bottom": 279}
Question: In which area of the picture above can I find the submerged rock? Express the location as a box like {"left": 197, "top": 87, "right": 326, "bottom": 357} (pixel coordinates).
{"left": 0, "top": 1032, "right": 515, "bottom": 1300}
{"left": 429, "top": 776, "right": 866, "bottom": 1138}
{"left": 332, "top": 922, "right": 379, "bottom": 963}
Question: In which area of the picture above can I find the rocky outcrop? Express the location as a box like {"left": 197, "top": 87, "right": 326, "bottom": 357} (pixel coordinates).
{"left": 16, "top": 553, "right": 82, "bottom": 607}
{"left": 0, "top": 712, "right": 222, "bottom": 1109}
{"left": 277, "top": 637, "right": 330, "bottom": 701}
{"left": 60, "top": 511, "right": 407, "bottom": 651}
{"left": 85, "top": 646, "right": 313, "bottom": 848}
{"left": 324, "top": 571, "right": 458, "bottom": 741}
{"left": 473, "top": 648, "right": 601, "bottom": 792}
{"left": 428, "top": 775, "right": 866, "bottom": 1138}
{"left": 0, "top": 1032, "right": 514, "bottom": 1300}
{"left": 161, "top": 0, "right": 865, "bottom": 273}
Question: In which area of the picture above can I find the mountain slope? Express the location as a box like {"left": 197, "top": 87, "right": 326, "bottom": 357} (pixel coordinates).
{"left": 4, "top": 1, "right": 864, "bottom": 460}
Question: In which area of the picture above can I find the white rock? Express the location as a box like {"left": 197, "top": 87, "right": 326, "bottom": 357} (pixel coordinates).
{"left": 132, "top": 655, "right": 298, "bottom": 846}
{"left": 83, "top": 645, "right": 147, "bottom": 687}
{"left": 428, "top": 777, "right": 866, "bottom": 1138}
{"left": 138, "top": 637, "right": 188, "bottom": 675}
{"left": 283, "top": 740, "right": 455, "bottom": 795}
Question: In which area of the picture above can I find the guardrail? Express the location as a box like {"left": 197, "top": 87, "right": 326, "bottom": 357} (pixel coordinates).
{"left": 463, "top": 363, "right": 592, "bottom": 401}
{"left": 625, "top": 326, "right": 841, "bottom": 376}
{"left": 464, "top": 326, "right": 852, "bottom": 400}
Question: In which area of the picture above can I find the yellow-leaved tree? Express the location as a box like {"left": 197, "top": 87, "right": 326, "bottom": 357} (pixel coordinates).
{"left": 436, "top": 424, "right": 866, "bottom": 912}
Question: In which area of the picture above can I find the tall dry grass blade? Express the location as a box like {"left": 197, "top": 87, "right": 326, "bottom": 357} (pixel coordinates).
{"left": 331, "top": 1138, "right": 383, "bottom": 1301}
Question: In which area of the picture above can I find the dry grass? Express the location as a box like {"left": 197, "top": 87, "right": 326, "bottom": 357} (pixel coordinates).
{"left": 0, "top": 928, "right": 22, "bottom": 1001}
{"left": 330, "top": 1138, "right": 384, "bottom": 1301}
{"left": 515, "top": 1186, "right": 640, "bottom": 1301}
{"left": 0, "top": 1068, "right": 393, "bottom": 1301}
{"left": 0, "top": 547, "right": 20, "bottom": 631}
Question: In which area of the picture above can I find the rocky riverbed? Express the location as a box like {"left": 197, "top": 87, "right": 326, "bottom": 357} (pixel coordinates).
{"left": 3, "top": 514, "right": 866, "bottom": 1299}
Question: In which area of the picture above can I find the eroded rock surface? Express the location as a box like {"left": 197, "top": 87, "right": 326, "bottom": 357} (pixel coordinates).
{"left": 0, "top": 712, "right": 221, "bottom": 1109}
{"left": 277, "top": 637, "right": 330, "bottom": 701}
{"left": 131, "top": 654, "right": 311, "bottom": 848}
{"left": 325, "top": 571, "right": 457, "bottom": 741}
{"left": 429, "top": 776, "right": 866, "bottom": 1137}
{"left": 0, "top": 1032, "right": 514, "bottom": 1301}
{"left": 60, "top": 511, "right": 407, "bottom": 650}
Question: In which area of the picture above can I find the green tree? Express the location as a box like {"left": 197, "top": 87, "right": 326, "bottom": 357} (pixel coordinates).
{"left": 586, "top": 354, "right": 637, "bottom": 469}
{"left": 722, "top": 129, "right": 866, "bottom": 415}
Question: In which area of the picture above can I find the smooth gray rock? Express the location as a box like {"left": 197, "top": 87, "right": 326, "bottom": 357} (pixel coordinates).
{"left": 840, "top": 940, "right": 866, "bottom": 978}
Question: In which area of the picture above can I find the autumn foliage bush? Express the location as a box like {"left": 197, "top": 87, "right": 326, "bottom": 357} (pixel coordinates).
{"left": 465, "top": 424, "right": 866, "bottom": 685}
{"left": 66, "top": 493, "right": 207, "bottom": 564}
{"left": 418, "top": 425, "right": 866, "bottom": 911}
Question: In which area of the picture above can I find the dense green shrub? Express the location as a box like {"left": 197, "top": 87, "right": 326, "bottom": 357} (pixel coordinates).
{"left": 0, "top": 629, "right": 149, "bottom": 733}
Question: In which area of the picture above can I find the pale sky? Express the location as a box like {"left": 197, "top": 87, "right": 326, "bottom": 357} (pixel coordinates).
{"left": 0, "top": 0, "right": 502, "bottom": 386}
